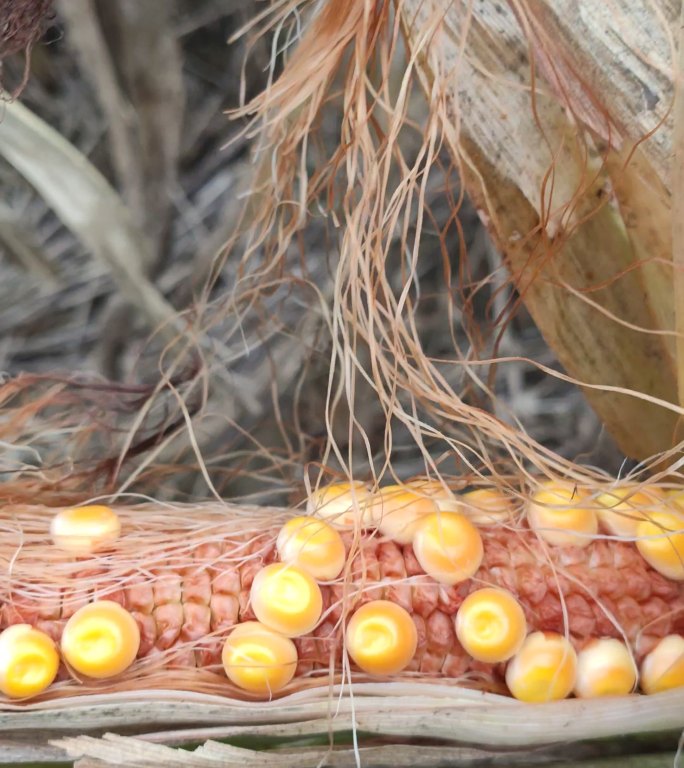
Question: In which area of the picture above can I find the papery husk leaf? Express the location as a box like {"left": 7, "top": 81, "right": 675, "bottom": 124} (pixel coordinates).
{"left": 2, "top": 685, "right": 683, "bottom": 764}
{"left": 400, "top": 0, "right": 679, "bottom": 461}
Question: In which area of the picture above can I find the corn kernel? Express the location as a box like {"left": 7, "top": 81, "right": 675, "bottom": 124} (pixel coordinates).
{"left": 405, "top": 478, "right": 462, "bottom": 513}
{"left": 636, "top": 510, "right": 684, "bottom": 580}
{"left": 412, "top": 511, "right": 484, "bottom": 585}
{"left": 0, "top": 625, "right": 59, "bottom": 699}
{"left": 455, "top": 588, "right": 527, "bottom": 663}
{"left": 505, "top": 632, "right": 577, "bottom": 703}
{"left": 222, "top": 621, "right": 297, "bottom": 695}
{"left": 667, "top": 489, "right": 684, "bottom": 511}
{"left": 307, "top": 482, "right": 372, "bottom": 527}
{"left": 526, "top": 481, "right": 597, "bottom": 547}
{"left": 573, "top": 638, "right": 637, "bottom": 698}
{"left": 61, "top": 600, "right": 140, "bottom": 679}
{"left": 462, "top": 488, "right": 515, "bottom": 525}
{"left": 51, "top": 505, "right": 121, "bottom": 554}
{"left": 640, "top": 635, "right": 684, "bottom": 694}
{"left": 596, "top": 486, "right": 664, "bottom": 537}
{"left": 276, "top": 516, "right": 346, "bottom": 581}
{"left": 346, "top": 600, "right": 417, "bottom": 675}
{"left": 369, "top": 486, "right": 439, "bottom": 545}
{"left": 250, "top": 563, "right": 323, "bottom": 637}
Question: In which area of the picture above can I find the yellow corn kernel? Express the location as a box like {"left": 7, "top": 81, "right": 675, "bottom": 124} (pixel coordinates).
{"left": 50, "top": 505, "right": 121, "bottom": 555}
{"left": 61, "top": 600, "right": 140, "bottom": 679}
{"left": 505, "top": 632, "right": 577, "bottom": 703}
{"left": 573, "top": 638, "right": 637, "bottom": 698}
{"left": 455, "top": 588, "right": 527, "bottom": 663}
{"left": 667, "top": 489, "right": 684, "bottom": 511}
{"left": 596, "top": 486, "right": 664, "bottom": 537}
{"left": 222, "top": 621, "right": 298, "bottom": 695}
{"left": 307, "top": 482, "right": 372, "bottom": 527}
{"left": 370, "top": 486, "right": 439, "bottom": 545}
{"left": 636, "top": 510, "right": 684, "bottom": 580}
{"left": 640, "top": 635, "right": 684, "bottom": 694}
{"left": 526, "top": 481, "right": 597, "bottom": 548}
{"left": 412, "top": 511, "right": 484, "bottom": 585}
{"left": 276, "top": 516, "right": 346, "bottom": 581}
{"left": 346, "top": 600, "right": 417, "bottom": 675}
{"left": 405, "top": 478, "right": 462, "bottom": 513}
{"left": 0, "top": 625, "right": 59, "bottom": 699}
{"left": 462, "top": 488, "right": 515, "bottom": 525}
{"left": 250, "top": 563, "right": 323, "bottom": 638}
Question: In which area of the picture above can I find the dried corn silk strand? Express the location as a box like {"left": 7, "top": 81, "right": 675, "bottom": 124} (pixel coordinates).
{"left": 1, "top": 496, "right": 683, "bottom": 703}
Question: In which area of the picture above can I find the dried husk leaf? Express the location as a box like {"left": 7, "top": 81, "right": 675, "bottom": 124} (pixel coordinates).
{"left": 2, "top": 684, "right": 683, "bottom": 763}
{"left": 400, "top": 0, "right": 679, "bottom": 460}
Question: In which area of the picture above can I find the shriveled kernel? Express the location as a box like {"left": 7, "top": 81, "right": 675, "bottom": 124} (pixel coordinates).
{"left": 640, "top": 635, "right": 684, "bottom": 694}
{"left": 346, "top": 600, "right": 417, "bottom": 675}
{"left": 412, "top": 511, "right": 484, "bottom": 585}
{"left": 61, "top": 600, "right": 140, "bottom": 679}
{"left": 276, "top": 516, "right": 346, "bottom": 581}
{"left": 526, "top": 481, "right": 597, "bottom": 547}
{"left": 51, "top": 505, "right": 121, "bottom": 554}
{"left": 574, "top": 638, "right": 637, "bottom": 698}
{"left": 370, "top": 486, "right": 439, "bottom": 545}
{"left": 405, "top": 478, "right": 461, "bottom": 513}
{"left": 222, "top": 621, "right": 297, "bottom": 695}
{"left": 0, "top": 625, "right": 59, "bottom": 698}
{"left": 505, "top": 632, "right": 577, "bottom": 703}
{"left": 462, "top": 488, "right": 515, "bottom": 525}
{"left": 250, "top": 563, "right": 323, "bottom": 638}
{"left": 636, "top": 510, "right": 684, "bottom": 580}
{"left": 455, "top": 588, "right": 527, "bottom": 663}
{"left": 596, "top": 486, "right": 664, "bottom": 537}
{"left": 307, "top": 482, "right": 372, "bottom": 527}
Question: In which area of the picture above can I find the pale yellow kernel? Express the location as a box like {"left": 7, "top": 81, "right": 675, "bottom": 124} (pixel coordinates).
{"left": 61, "top": 600, "right": 140, "bottom": 679}
{"left": 405, "top": 478, "right": 462, "bottom": 513}
{"left": 346, "top": 600, "right": 417, "bottom": 675}
{"left": 250, "top": 563, "right": 323, "bottom": 638}
{"left": 505, "top": 632, "right": 577, "bottom": 703}
{"left": 51, "top": 505, "right": 121, "bottom": 554}
{"left": 526, "top": 481, "right": 597, "bottom": 547}
{"left": 455, "top": 588, "right": 527, "bottom": 663}
{"left": 596, "top": 485, "right": 664, "bottom": 537}
{"left": 641, "top": 635, "right": 684, "bottom": 694}
{"left": 667, "top": 489, "right": 684, "bottom": 511}
{"left": 276, "top": 516, "right": 346, "bottom": 581}
{"left": 222, "top": 621, "right": 298, "bottom": 695}
{"left": 636, "top": 510, "right": 684, "bottom": 580}
{"left": 412, "top": 511, "right": 484, "bottom": 586}
{"left": 369, "top": 486, "right": 439, "bottom": 545}
{"left": 0, "top": 625, "right": 60, "bottom": 699}
{"left": 307, "top": 482, "right": 372, "bottom": 527}
{"left": 573, "top": 638, "right": 637, "bottom": 698}
{"left": 462, "top": 488, "right": 515, "bottom": 525}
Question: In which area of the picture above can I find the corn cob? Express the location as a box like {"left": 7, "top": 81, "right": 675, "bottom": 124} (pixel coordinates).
{"left": 1, "top": 482, "right": 684, "bottom": 703}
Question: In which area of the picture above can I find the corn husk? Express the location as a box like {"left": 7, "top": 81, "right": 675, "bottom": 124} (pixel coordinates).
{"left": 2, "top": 684, "right": 682, "bottom": 765}
{"left": 399, "top": 0, "right": 680, "bottom": 461}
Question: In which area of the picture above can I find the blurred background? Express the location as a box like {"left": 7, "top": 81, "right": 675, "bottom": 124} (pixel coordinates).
{"left": 0, "top": 0, "right": 624, "bottom": 506}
